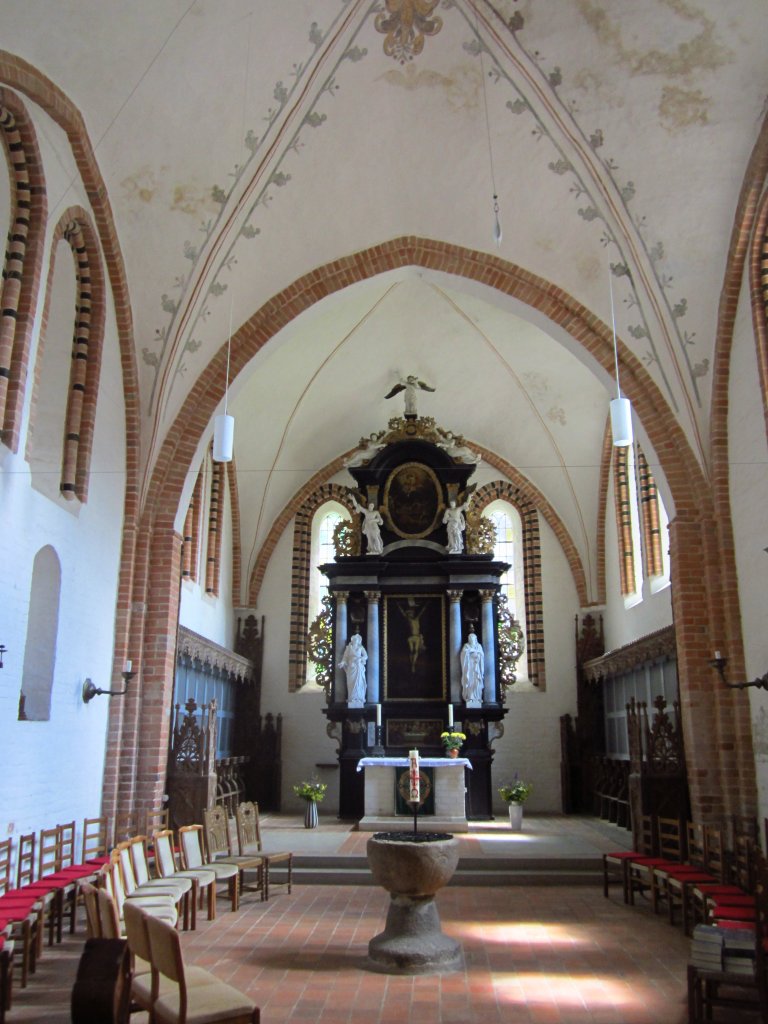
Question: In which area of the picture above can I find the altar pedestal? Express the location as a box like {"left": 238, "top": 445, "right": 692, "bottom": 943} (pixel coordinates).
{"left": 356, "top": 757, "right": 470, "bottom": 832}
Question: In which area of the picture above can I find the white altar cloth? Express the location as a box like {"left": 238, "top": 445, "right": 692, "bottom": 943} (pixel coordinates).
{"left": 356, "top": 756, "right": 471, "bottom": 832}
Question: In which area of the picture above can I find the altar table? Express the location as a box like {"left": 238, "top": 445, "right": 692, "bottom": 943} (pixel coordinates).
{"left": 356, "top": 756, "right": 471, "bottom": 832}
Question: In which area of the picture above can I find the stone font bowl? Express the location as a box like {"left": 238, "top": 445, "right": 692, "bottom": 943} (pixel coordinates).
{"left": 367, "top": 832, "right": 459, "bottom": 897}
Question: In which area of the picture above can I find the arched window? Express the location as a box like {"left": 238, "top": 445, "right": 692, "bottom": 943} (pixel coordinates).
{"left": 306, "top": 500, "right": 348, "bottom": 687}
{"left": 19, "top": 545, "right": 61, "bottom": 720}
{"left": 485, "top": 499, "right": 528, "bottom": 681}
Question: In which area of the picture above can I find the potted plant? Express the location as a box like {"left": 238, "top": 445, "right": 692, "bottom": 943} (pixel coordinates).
{"left": 293, "top": 779, "right": 327, "bottom": 829}
{"left": 498, "top": 775, "right": 532, "bottom": 830}
{"left": 440, "top": 730, "right": 466, "bottom": 758}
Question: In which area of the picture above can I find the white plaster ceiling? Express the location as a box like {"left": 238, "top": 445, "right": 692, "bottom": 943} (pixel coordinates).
{"left": 4, "top": 0, "right": 767, "bottom": 604}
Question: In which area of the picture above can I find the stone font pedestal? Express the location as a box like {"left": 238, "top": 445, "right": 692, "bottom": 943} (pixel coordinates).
{"left": 366, "top": 833, "right": 462, "bottom": 974}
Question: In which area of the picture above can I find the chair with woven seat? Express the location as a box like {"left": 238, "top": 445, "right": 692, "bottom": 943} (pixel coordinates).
{"left": 144, "top": 911, "right": 260, "bottom": 1024}
{"left": 178, "top": 826, "right": 239, "bottom": 913}
{"left": 235, "top": 802, "right": 292, "bottom": 901}
{"left": 153, "top": 831, "right": 216, "bottom": 922}
{"left": 203, "top": 806, "right": 265, "bottom": 903}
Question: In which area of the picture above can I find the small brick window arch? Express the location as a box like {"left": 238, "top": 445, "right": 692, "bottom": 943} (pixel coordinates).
{"left": 471, "top": 481, "right": 546, "bottom": 689}
{"left": 288, "top": 483, "right": 354, "bottom": 692}
{"left": 26, "top": 210, "right": 105, "bottom": 503}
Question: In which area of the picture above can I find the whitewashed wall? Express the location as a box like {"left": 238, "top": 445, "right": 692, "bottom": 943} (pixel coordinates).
{"left": 0, "top": 102, "right": 126, "bottom": 862}
{"left": 727, "top": 273, "right": 768, "bottom": 828}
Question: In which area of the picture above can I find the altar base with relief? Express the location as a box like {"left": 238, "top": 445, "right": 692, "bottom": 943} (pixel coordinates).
{"left": 356, "top": 757, "right": 471, "bottom": 832}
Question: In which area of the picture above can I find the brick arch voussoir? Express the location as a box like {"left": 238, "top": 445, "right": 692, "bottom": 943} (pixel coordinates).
{"left": 0, "top": 86, "right": 46, "bottom": 451}
{"left": 248, "top": 459, "right": 352, "bottom": 607}
{"left": 473, "top": 448, "right": 588, "bottom": 606}
{"left": 146, "top": 237, "right": 706, "bottom": 549}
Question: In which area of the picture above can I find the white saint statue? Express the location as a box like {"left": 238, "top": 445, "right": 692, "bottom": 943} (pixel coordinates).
{"left": 339, "top": 633, "right": 368, "bottom": 707}
{"left": 351, "top": 496, "right": 384, "bottom": 555}
{"left": 460, "top": 632, "right": 484, "bottom": 705}
{"left": 442, "top": 499, "right": 469, "bottom": 554}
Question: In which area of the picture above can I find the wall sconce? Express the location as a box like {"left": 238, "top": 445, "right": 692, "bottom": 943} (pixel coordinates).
{"left": 710, "top": 652, "right": 768, "bottom": 691}
{"left": 83, "top": 662, "right": 136, "bottom": 704}
{"left": 0, "top": 644, "right": 6, "bottom": 669}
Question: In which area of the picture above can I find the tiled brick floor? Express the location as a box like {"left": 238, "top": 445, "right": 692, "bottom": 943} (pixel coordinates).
{"left": 5, "top": 818, "right": 760, "bottom": 1023}
{"left": 9, "top": 883, "right": 701, "bottom": 1024}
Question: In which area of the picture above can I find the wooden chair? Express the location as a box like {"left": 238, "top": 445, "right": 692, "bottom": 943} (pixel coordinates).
{"left": 128, "top": 836, "right": 195, "bottom": 929}
{"left": 80, "top": 881, "right": 102, "bottom": 939}
{"left": 103, "top": 859, "right": 178, "bottom": 933}
{"left": 627, "top": 815, "right": 684, "bottom": 909}
{"left": 82, "top": 817, "right": 110, "bottom": 867}
{"left": 178, "top": 826, "right": 239, "bottom": 913}
{"left": 235, "top": 802, "right": 293, "bottom": 900}
{"left": 113, "top": 812, "right": 138, "bottom": 847}
{"left": 203, "top": 806, "right": 265, "bottom": 902}
{"left": 123, "top": 901, "right": 225, "bottom": 1019}
{"left": 602, "top": 814, "right": 654, "bottom": 903}
{"left": 115, "top": 843, "right": 186, "bottom": 925}
{"left": 654, "top": 823, "right": 719, "bottom": 927}
{"left": 145, "top": 808, "right": 170, "bottom": 837}
{"left": 144, "top": 911, "right": 260, "bottom": 1024}
{"left": 0, "top": 837, "right": 38, "bottom": 989}
{"left": 686, "top": 849, "right": 768, "bottom": 1023}
{"left": 153, "top": 830, "right": 216, "bottom": 922}
{"left": 0, "top": 924, "right": 12, "bottom": 1024}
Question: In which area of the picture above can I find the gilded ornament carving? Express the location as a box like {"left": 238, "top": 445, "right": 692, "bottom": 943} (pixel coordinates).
{"left": 465, "top": 508, "right": 496, "bottom": 555}
{"left": 306, "top": 595, "right": 334, "bottom": 701}
{"left": 497, "top": 594, "right": 526, "bottom": 699}
{"left": 375, "top": 0, "right": 443, "bottom": 64}
{"left": 333, "top": 517, "right": 360, "bottom": 557}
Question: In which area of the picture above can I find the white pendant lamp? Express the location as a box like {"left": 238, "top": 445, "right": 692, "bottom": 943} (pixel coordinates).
{"left": 609, "top": 268, "right": 633, "bottom": 448}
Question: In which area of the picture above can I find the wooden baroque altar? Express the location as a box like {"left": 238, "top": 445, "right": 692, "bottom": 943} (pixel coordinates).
{"left": 319, "top": 414, "right": 509, "bottom": 820}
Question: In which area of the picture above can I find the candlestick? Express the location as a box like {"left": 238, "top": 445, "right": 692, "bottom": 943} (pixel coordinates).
{"left": 408, "top": 748, "right": 420, "bottom": 804}
{"left": 447, "top": 704, "right": 453, "bottom": 727}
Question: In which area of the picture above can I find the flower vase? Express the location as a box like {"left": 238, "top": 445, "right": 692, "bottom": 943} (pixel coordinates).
{"left": 508, "top": 802, "right": 523, "bottom": 831}
{"left": 304, "top": 799, "right": 319, "bottom": 829}
{"left": 446, "top": 748, "right": 459, "bottom": 759}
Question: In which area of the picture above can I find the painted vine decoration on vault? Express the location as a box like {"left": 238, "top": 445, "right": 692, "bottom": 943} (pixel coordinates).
{"left": 375, "top": 0, "right": 443, "bottom": 64}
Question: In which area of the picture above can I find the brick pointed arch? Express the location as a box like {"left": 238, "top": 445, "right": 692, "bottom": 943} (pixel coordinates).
{"left": 472, "top": 481, "right": 547, "bottom": 688}
{"left": 25, "top": 209, "right": 106, "bottom": 502}
{"left": 0, "top": 88, "right": 46, "bottom": 452}
{"left": 124, "top": 237, "right": 754, "bottom": 829}
{"left": 287, "top": 483, "right": 354, "bottom": 692}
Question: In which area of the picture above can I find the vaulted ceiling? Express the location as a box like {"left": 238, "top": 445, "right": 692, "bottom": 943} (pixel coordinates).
{"left": 4, "top": 0, "right": 766, "bottom": 604}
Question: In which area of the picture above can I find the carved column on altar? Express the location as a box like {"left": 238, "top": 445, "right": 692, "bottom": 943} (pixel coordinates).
{"left": 365, "top": 591, "right": 381, "bottom": 704}
{"left": 480, "top": 590, "right": 496, "bottom": 705}
{"left": 334, "top": 591, "right": 349, "bottom": 702}
{"left": 448, "top": 590, "right": 463, "bottom": 704}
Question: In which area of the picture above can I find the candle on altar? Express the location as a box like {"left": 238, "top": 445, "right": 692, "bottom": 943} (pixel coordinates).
{"left": 447, "top": 704, "right": 454, "bottom": 727}
{"left": 375, "top": 703, "right": 381, "bottom": 727}
{"left": 408, "top": 748, "right": 420, "bottom": 804}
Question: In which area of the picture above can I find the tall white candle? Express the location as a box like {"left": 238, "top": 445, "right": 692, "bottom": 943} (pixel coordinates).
{"left": 375, "top": 703, "right": 381, "bottom": 727}
{"left": 447, "top": 704, "right": 454, "bottom": 728}
{"left": 124, "top": 660, "right": 132, "bottom": 673}
{"left": 714, "top": 650, "right": 722, "bottom": 661}
{"left": 408, "top": 748, "right": 420, "bottom": 804}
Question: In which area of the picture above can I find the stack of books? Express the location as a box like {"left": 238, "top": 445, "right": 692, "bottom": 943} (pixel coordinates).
{"left": 690, "top": 924, "right": 755, "bottom": 976}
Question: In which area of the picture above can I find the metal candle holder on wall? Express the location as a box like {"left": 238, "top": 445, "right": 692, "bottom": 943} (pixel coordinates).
{"left": 0, "top": 644, "right": 6, "bottom": 669}
{"left": 709, "top": 654, "right": 768, "bottom": 692}
{"left": 83, "top": 667, "right": 136, "bottom": 703}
